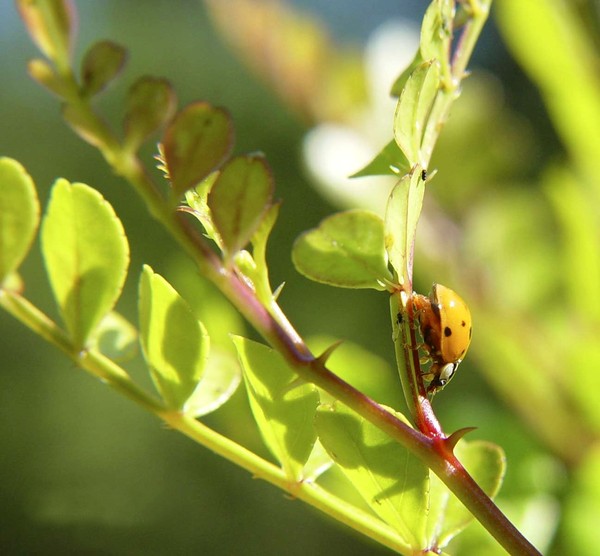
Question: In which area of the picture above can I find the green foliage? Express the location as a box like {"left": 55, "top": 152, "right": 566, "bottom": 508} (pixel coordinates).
{"left": 139, "top": 265, "right": 209, "bottom": 411}
{"left": 316, "top": 403, "right": 429, "bottom": 548}
{"left": 234, "top": 336, "right": 320, "bottom": 481}
{"left": 208, "top": 154, "right": 274, "bottom": 261}
{"left": 3, "top": 0, "right": 556, "bottom": 554}
{"left": 163, "top": 102, "right": 234, "bottom": 200}
{"left": 80, "top": 40, "right": 127, "bottom": 97}
{"left": 0, "top": 158, "right": 40, "bottom": 284}
{"left": 41, "top": 179, "right": 129, "bottom": 349}
{"left": 292, "top": 210, "right": 393, "bottom": 290}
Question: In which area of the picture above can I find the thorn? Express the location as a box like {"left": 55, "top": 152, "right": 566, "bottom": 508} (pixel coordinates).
{"left": 272, "top": 282, "right": 285, "bottom": 300}
{"left": 316, "top": 340, "right": 344, "bottom": 365}
{"left": 446, "top": 426, "right": 477, "bottom": 451}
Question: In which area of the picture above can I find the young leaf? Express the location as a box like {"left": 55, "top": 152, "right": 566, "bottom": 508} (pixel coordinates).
{"left": 162, "top": 102, "right": 234, "bottom": 199}
{"left": 124, "top": 77, "right": 177, "bottom": 152}
{"left": 90, "top": 311, "right": 138, "bottom": 362}
{"left": 139, "top": 266, "right": 210, "bottom": 410}
{"left": 420, "top": 0, "right": 454, "bottom": 70}
{"left": 233, "top": 336, "right": 319, "bottom": 481}
{"left": 394, "top": 61, "right": 440, "bottom": 166}
{"left": 351, "top": 139, "right": 411, "bottom": 178}
{"left": 385, "top": 169, "right": 426, "bottom": 285}
{"left": 426, "top": 440, "right": 506, "bottom": 549}
{"left": 17, "top": 0, "right": 76, "bottom": 70}
{"left": 27, "top": 58, "right": 70, "bottom": 98}
{"left": 207, "top": 154, "right": 273, "bottom": 259}
{"left": 41, "top": 179, "right": 129, "bottom": 348}
{"left": 316, "top": 402, "right": 429, "bottom": 548}
{"left": 184, "top": 350, "right": 241, "bottom": 417}
{"left": 0, "top": 158, "right": 40, "bottom": 283}
{"left": 80, "top": 40, "right": 127, "bottom": 97}
{"left": 292, "top": 210, "right": 393, "bottom": 290}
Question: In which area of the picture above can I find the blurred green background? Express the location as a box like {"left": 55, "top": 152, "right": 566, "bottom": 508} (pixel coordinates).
{"left": 2, "top": 1, "right": 600, "bottom": 554}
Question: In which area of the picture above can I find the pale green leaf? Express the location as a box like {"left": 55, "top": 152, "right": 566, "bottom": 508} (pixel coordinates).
{"left": 184, "top": 349, "right": 241, "bottom": 417}
{"left": 316, "top": 402, "right": 429, "bottom": 548}
{"left": 394, "top": 61, "right": 440, "bottom": 166}
{"left": 426, "top": 440, "right": 505, "bottom": 549}
{"left": 292, "top": 210, "right": 393, "bottom": 290}
{"left": 385, "top": 169, "right": 426, "bottom": 285}
{"left": 0, "top": 158, "right": 40, "bottom": 283}
{"left": 420, "top": 0, "right": 453, "bottom": 68}
{"left": 208, "top": 154, "right": 273, "bottom": 258}
{"left": 139, "top": 266, "right": 210, "bottom": 410}
{"left": 233, "top": 336, "right": 319, "bottom": 481}
{"left": 351, "top": 140, "right": 410, "bottom": 178}
{"left": 41, "top": 179, "right": 129, "bottom": 348}
{"left": 90, "top": 311, "right": 137, "bottom": 362}
{"left": 27, "top": 58, "right": 69, "bottom": 98}
{"left": 163, "top": 102, "right": 234, "bottom": 198}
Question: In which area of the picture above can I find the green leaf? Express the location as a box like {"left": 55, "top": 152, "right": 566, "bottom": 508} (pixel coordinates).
{"left": 233, "top": 336, "right": 319, "bottom": 481}
{"left": 124, "top": 76, "right": 177, "bottom": 152}
{"left": 292, "top": 210, "right": 393, "bottom": 290}
{"left": 162, "top": 102, "right": 234, "bottom": 199}
{"left": 385, "top": 169, "right": 426, "bottom": 285}
{"left": 351, "top": 140, "right": 410, "bottom": 178}
{"left": 420, "top": 0, "right": 454, "bottom": 70}
{"left": 41, "top": 179, "right": 129, "bottom": 348}
{"left": 390, "top": 51, "right": 424, "bottom": 98}
{"left": 139, "top": 266, "right": 210, "bottom": 410}
{"left": 426, "top": 440, "right": 505, "bottom": 549}
{"left": 0, "top": 158, "right": 40, "bottom": 283}
{"left": 80, "top": 40, "right": 127, "bottom": 97}
{"left": 17, "top": 0, "right": 76, "bottom": 69}
{"left": 89, "top": 311, "right": 138, "bottom": 362}
{"left": 207, "top": 154, "right": 274, "bottom": 258}
{"left": 62, "top": 104, "right": 104, "bottom": 148}
{"left": 184, "top": 349, "right": 241, "bottom": 417}
{"left": 394, "top": 61, "right": 440, "bottom": 166}
{"left": 315, "top": 402, "right": 429, "bottom": 548}
{"left": 27, "top": 58, "right": 70, "bottom": 98}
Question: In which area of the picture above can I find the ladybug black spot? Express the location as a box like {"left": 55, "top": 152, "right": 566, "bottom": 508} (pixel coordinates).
{"left": 469, "top": 327, "right": 472, "bottom": 339}
{"left": 444, "top": 326, "right": 452, "bottom": 337}
{"left": 461, "top": 320, "right": 466, "bottom": 327}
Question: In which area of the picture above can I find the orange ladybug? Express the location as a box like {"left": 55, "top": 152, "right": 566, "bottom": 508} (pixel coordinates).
{"left": 412, "top": 284, "right": 472, "bottom": 393}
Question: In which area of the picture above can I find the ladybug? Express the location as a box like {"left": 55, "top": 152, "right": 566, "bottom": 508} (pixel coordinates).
{"left": 411, "top": 284, "right": 472, "bottom": 394}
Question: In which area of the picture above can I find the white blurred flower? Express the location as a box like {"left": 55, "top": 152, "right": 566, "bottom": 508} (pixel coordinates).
{"left": 303, "top": 19, "right": 419, "bottom": 214}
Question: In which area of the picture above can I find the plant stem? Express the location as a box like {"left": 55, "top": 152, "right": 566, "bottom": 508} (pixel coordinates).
{"left": 0, "top": 288, "right": 409, "bottom": 554}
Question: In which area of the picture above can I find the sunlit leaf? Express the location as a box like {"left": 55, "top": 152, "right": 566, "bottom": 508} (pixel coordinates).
{"left": 316, "top": 402, "right": 429, "bottom": 547}
{"left": 351, "top": 140, "right": 410, "bottom": 178}
{"left": 385, "top": 169, "right": 426, "bottom": 285}
{"left": 292, "top": 210, "right": 392, "bottom": 290}
{"left": 124, "top": 77, "right": 177, "bottom": 152}
{"left": 207, "top": 154, "right": 273, "bottom": 258}
{"left": 184, "top": 349, "right": 241, "bottom": 417}
{"left": 394, "top": 61, "right": 440, "bottom": 166}
{"left": 420, "top": 0, "right": 453, "bottom": 69}
{"left": 233, "top": 336, "right": 319, "bottom": 481}
{"left": 426, "top": 440, "right": 505, "bottom": 549}
{"left": 90, "top": 311, "right": 138, "bottom": 362}
{"left": 41, "top": 179, "right": 129, "bottom": 348}
{"left": 81, "top": 40, "right": 127, "bottom": 97}
{"left": 0, "top": 158, "right": 40, "bottom": 283}
{"left": 163, "top": 102, "right": 234, "bottom": 199}
{"left": 139, "top": 266, "right": 210, "bottom": 410}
